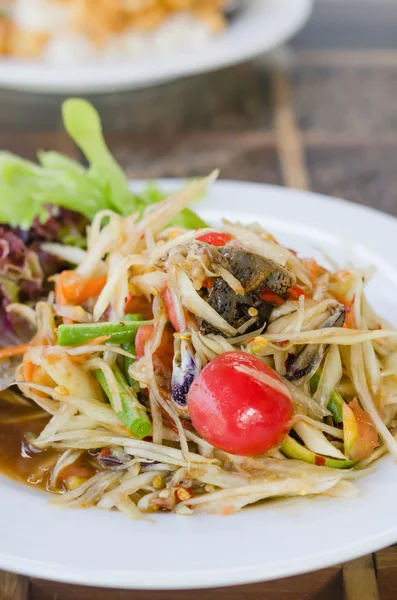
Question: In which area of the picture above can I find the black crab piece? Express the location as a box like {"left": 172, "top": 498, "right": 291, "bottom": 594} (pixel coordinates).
{"left": 200, "top": 247, "right": 295, "bottom": 336}
{"left": 285, "top": 309, "right": 346, "bottom": 382}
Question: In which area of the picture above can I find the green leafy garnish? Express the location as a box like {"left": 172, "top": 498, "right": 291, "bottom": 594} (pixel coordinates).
{"left": 62, "top": 98, "right": 136, "bottom": 216}
{"left": 0, "top": 99, "right": 208, "bottom": 230}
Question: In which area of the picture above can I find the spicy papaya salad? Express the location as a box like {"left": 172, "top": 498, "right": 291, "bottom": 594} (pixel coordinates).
{"left": 2, "top": 101, "right": 397, "bottom": 519}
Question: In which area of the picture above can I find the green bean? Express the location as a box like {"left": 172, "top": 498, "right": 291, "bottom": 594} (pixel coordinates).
{"left": 123, "top": 314, "right": 144, "bottom": 322}
{"left": 310, "top": 372, "right": 344, "bottom": 424}
{"left": 57, "top": 320, "right": 150, "bottom": 347}
{"left": 95, "top": 365, "right": 151, "bottom": 439}
{"left": 281, "top": 436, "right": 356, "bottom": 469}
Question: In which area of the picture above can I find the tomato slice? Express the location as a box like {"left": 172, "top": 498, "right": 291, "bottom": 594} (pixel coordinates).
{"left": 135, "top": 324, "right": 174, "bottom": 378}
{"left": 135, "top": 324, "right": 153, "bottom": 360}
{"left": 343, "top": 399, "right": 379, "bottom": 460}
{"left": 162, "top": 289, "right": 182, "bottom": 332}
{"left": 196, "top": 232, "right": 233, "bottom": 246}
{"left": 187, "top": 351, "right": 293, "bottom": 456}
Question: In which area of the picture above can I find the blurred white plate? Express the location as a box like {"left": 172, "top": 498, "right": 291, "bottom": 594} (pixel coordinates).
{"left": 0, "top": 0, "right": 312, "bottom": 93}
{"left": 1, "top": 179, "right": 397, "bottom": 589}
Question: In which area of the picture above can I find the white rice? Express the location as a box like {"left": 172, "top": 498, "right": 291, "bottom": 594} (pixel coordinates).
{"left": 11, "top": 2, "right": 213, "bottom": 65}
{"left": 12, "top": 0, "right": 70, "bottom": 32}
{"left": 44, "top": 33, "right": 98, "bottom": 65}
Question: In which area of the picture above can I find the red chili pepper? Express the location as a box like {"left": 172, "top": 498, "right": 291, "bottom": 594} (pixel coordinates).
{"left": 315, "top": 455, "right": 326, "bottom": 467}
{"left": 288, "top": 285, "right": 310, "bottom": 301}
{"left": 258, "top": 285, "right": 285, "bottom": 306}
{"left": 196, "top": 232, "right": 233, "bottom": 247}
{"left": 275, "top": 340, "right": 289, "bottom": 348}
{"left": 202, "top": 279, "right": 213, "bottom": 288}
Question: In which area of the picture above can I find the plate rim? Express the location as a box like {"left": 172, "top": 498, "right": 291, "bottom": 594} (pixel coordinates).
{"left": 1, "top": 178, "right": 397, "bottom": 590}
{"left": 0, "top": 0, "right": 313, "bottom": 93}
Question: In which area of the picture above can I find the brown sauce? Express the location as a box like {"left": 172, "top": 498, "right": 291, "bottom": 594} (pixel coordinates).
{"left": 0, "top": 395, "right": 55, "bottom": 489}
{"left": 0, "top": 395, "right": 100, "bottom": 491}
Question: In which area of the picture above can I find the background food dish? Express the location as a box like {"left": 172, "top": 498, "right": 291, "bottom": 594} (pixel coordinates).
{"left": 0, "top": 0, "right": 312, "bottom": 92}
{"left": 1, "top": 0, "right": 232, "bottom": 62}
{"left": 1, "top": 180, "right": 397, "bottom": 588}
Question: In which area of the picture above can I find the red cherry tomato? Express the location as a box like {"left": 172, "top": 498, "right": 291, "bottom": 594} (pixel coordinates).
{"left": 187, "top": 351, "right": 293, "bottom": 456}
{"left": 196, "top": 232, "right": 233, "bottom": 246}
{"left": 135, "top": 324, "right": 154, "bottom": 360}
{"left": 162, "top": 289, "right": 181, "bottom": 332}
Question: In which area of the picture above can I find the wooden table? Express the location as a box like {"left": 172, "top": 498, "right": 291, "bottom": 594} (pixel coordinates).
{"left": 1, "top": 1, "right": 397, "bottom": 598}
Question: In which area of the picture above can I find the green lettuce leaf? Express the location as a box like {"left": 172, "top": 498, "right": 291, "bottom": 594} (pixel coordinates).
{"left": 0, "top": 99, "right": 208, "bottom": 230}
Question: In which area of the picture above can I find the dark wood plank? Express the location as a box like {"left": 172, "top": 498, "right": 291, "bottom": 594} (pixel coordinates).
{"left": 0, "top": 571, "right": 29, "bottom": 600}
{"left": 271, "top": 69, "right": 309, "bottom": 189}
{"left": 343, "top": 556, "right": 379, "bottom": 600}
{"left": 375, "top": 545, "right": 397, "bottom": 600}
{"left": 296, "top": 50, "right": 397, "bottom": 68}
{"left": 291, "top": 65, "right": 397, "bottom": 134}
{"left": 0, "top": 132, "right": 78, "bottom": 161}
{"left": 292, "top": 0, "right": 397, "bottom": 50}
{"left": 306, "top": 145, "right": 397, "bottom": 217}
{"left": 30, "top": 566, "right": 342, "bottom": 600}
{"left": 104, "top": 131, "right": 281, "bottom": 183}
{"left": 0, "top": 63, "right": 273, "bottom": 134}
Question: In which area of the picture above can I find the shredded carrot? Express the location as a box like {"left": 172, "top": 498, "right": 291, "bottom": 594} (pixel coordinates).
{"left": 20, "top": 365, "right": 56, "bottom": 399}
{"left": 55, "top": 275, "right": 73, "bottom": 324}
{"left": 23, "top": 360, "right": 35, "bottom": 382}
{"left": 0, "top": 343, "right": 31, "bottom": 360}
{"left": 343, "top": 305, "right": 356, "bottom": 329}
{"left": 55, "top": 282, "right": 68, "bottom": 306}
{"left": 331, "top": 292, "right": 355, "bottom": 328}
{"left": 32, "top": 366, "right": 55, "bottom": 388}
{"left": 302, "top": 258, "right": 318, "bottom": 282}
{"left": 331, "top": 292, "right": 347, "bottom": 305}
{"left": 45, "top": 353, "right": 61, "bottom": 365}
{"left": 57, "top": 270, "right": 106, "bottom": 305}
{"left": 69, "top": 353, "right": 90, "bottom": 363}
{"left": 222, "top": 505, "right": 235, "bottom": 516}
{"left": 85, "top": 335, "right": 111, "bottom": 346}
{"left": 56, "top": 336, "right": 110, "bottom": 363}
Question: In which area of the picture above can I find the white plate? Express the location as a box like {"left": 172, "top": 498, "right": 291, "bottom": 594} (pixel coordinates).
{"left": 1, "top": 179, "right": 397, "bottom": 590}
{"left": 0, "top": 0, "right": 312, "bottom": 93}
